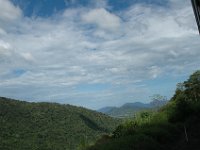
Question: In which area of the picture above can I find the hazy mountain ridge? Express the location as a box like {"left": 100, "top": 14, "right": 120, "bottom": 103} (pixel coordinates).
{"left": 98, "top": 101, "right": 167, "bottom": 118}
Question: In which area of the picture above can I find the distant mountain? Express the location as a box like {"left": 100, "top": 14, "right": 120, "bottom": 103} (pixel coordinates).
{"left": 98, "top": 101, "right": 168, "bottom": 118}
{"left": 0, "top": 97, "right": 120, "bottom": 150}
{"left": 98, "top": 106, "right": 117, "bottom": 114}
{"left": 121, "top": 102, "right": 151, "bottom": 108}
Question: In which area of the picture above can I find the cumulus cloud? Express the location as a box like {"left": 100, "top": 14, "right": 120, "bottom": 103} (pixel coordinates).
{"left": 0, "top": 0, "right": 200, "bottom": 109}
{"left": 82, "top": 8, "right": 121, "bottom": 31}
{"left": 0, "top": 0, "right": 22, "bottom": 22}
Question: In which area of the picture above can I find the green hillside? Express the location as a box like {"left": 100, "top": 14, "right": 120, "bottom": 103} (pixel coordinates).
{"left": 0, "top": 98, "right": 120, "bottom": 150}
{"left": 87, "top": 70, "right": 200, "bottom": 150}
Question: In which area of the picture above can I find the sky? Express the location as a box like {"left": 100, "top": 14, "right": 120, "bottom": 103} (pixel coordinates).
{"left": 0, "top": 0, "right": 199, "bottom": 110}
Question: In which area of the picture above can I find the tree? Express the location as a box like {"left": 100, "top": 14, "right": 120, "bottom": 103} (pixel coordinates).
{"left": 77, "top": 136, "right": 89, "bottom": 150}
{"left": 176, "top": 83, "right": 185, "bottom": 92}
{"left": 150, "top": 94, "right": 168, "bottom": 108}
{"left": 184, "top": 70, "right": 200, "bottom": 102}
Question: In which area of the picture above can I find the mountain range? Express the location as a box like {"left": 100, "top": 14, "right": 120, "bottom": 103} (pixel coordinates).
{"left": 98, "top": 101, "right": 168, "bottom": 118}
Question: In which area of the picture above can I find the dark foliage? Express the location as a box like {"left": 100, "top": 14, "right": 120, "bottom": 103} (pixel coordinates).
{"left": 0, "top": 98, "right": 120, "bottom": 150}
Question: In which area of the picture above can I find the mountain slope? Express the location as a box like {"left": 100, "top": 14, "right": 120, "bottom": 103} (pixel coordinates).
{"left": 0, "top": 97, "right": 120, "bottom": 150}
{"left": 98, "top": 101, "right": 167, "bottom": 118}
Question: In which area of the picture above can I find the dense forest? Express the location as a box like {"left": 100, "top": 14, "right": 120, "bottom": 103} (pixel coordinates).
{"left": 0, "top": 98, "right": 120, "bottom": 150}
{"left": 87, "top": 70, "right": 200, "bottom": 150}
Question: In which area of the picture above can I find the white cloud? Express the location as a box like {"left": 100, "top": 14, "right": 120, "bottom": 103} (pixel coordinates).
{"left": 122, "top": 3, "right": 197, "bottom": 40}
{"left": 0, "top": 40, "right": 11, "bottom": 50}
{"left": 0, "top": 0, "right": 200, "bottom": 109}
{"left": 82, "top": 8, "right": 121, "bottom": 31}
{"left": 0, "top": 0, "right": 22, "bottom": 22}
{"left": 21, "top": 52, "right": 35, "bottom": 62}
{"left": 149, "top": 66, "right": 162, "bottom": 79}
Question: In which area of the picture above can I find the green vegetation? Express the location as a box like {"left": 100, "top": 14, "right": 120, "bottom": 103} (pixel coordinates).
{"left": 0, "top": 98, "right": 120, "bottom": 150}
{"left": 87, "top": 70, "right": 200, "bottom": 150}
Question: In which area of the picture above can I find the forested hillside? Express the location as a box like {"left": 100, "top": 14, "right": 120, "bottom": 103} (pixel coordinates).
{"left": 0, "top": 98, "right": 120, "bottom": 150}
{"left": 87, "top": 70, "right": 200, "bottom": 150}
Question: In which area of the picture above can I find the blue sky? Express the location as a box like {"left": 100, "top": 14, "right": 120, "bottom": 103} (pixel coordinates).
{"left": 0, "top": 0, "right": 199, "bottom": 109}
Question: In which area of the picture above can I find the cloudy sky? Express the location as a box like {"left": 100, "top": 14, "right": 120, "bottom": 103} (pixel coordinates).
{"left": 0, "top": 0, "right": 199, "bottom": 109}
